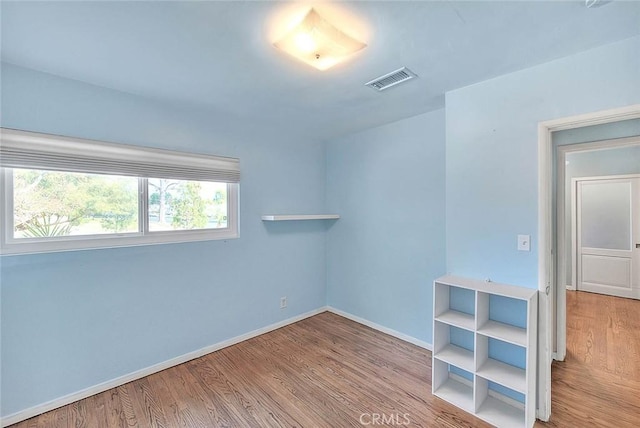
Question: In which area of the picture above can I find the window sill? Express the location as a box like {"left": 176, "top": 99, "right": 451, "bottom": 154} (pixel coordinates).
{"left": 0, "top": 229, "right": 238, "bottom": 256}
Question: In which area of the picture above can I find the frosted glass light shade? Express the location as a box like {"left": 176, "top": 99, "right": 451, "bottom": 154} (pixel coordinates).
{"left": 274, "top": 8, "right": 366, "bottom": 71}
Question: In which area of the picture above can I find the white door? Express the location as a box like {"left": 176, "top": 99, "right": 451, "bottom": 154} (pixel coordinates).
{"left": 576, "top": 177, "right": 640, "bottom": 299}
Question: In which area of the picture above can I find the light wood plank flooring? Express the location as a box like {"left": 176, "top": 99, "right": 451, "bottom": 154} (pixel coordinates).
{"left": 10, "top": 294, "right": 640, "bottom": 427}
{"left": 10, "top": 312, "right": 489, "bottom": 428}
{"left": 536, "top": 290, "right": 640, "bottom": 428}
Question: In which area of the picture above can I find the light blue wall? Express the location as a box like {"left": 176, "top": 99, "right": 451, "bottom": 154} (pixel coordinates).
{"left": 565, "top": 145, "right": 640, "bottom": 192}
{"left": 554, "top": 118, "right": 640, "bottom": 146}
{"left": 325, "top": 110, "right": 446, "bottom": 344}
{"left": 0, "top": 63, "right": 328, "bottom": 417}
{"left": 446, "top": 35, "right": 640, "bottom": 288}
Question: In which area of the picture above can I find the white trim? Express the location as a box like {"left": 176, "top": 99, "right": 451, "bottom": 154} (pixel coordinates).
{"left": 537, "top": 119, "right": 553, "bottom": 421}
{"left": 571, "top": 174, "right": 577, "bottom": 296}
{"left": 326, "top": 306, "right": 433, "bottom": 351}
{"left": 538, "top": 104, "right": 640, "bottom": 132}
{"left": 0, "top": 307, "right": 328, "bottom": 427}
{"left": 537, "top": 103, "right": 640, "bottom": 421}
{"left": 559, "top": 135, "right": 640, "bottom": 155}
{"left": 572, "top": 173, "right": 640, "bottom": 182}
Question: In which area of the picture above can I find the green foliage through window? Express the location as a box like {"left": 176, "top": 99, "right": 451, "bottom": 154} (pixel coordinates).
{"left": 12, "top": 169, "right": 228, "bottom": 239}
{"left": 148, "top": 178, "right": 227, "bottom": 232}
{"left": 13, "top": 169, "right": 138, "bottom": 238}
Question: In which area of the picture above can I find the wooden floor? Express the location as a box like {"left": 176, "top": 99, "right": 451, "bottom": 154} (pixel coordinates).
{"left": 10, "top": 293, "right": 640, "bottom": 427}
{"left": 10, "top": 312, "right": 489, "bottom": 428}
{"left": 536, "top": 290, "right": 640, "bottom": 428}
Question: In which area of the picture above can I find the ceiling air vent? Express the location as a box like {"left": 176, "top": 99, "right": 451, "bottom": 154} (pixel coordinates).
{"left": 365, "top": 67, "right": 417, "bottom": 92}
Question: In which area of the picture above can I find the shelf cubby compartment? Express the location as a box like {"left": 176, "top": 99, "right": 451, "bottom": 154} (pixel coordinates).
{"left": 433, "top": 323, "right": 475, "bottom": 372}
{"left": 434, "top": 282, "right": 475, "bottom": 331}
{"left": 475, "top": 336, "right": 526, "bottom": 394}
{"left": 476, "top": 358, "right": 526, "bottom": 395}
{"left": 477, "top": 292, "right": 527, "bottom": 346}
{"left": 475, "top": 377, "right": 525, "bottom": 428}
{"left": 432, "top": 359, "right": 474, "bottom": 413}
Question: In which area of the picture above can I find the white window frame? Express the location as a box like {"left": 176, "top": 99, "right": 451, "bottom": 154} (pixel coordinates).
{"left": 0, "top": 129, "right": 239, "bottom": 255}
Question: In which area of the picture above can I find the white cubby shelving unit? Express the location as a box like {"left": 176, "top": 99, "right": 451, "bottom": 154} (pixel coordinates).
{"left": 432, "top": 275, "right": 538, "bottom": 428}
{"left": 261, "top": 214, "right": 340, "bottom": 221}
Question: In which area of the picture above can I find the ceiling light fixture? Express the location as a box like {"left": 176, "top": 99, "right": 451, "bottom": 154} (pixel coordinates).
{"left": 273, "top": 8, "right": 366, "bottom": 71}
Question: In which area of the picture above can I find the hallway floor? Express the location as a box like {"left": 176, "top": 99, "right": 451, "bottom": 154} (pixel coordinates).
{"left": 537, "top": 290, "right": 640, "bottom": 427}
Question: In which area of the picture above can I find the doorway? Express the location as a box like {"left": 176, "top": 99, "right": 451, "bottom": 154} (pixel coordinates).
{"left": 537, "top": 104, "right": 640, "bottom": 421}
{"left": 555, "top": 136, "right": 640, "bottom": 361}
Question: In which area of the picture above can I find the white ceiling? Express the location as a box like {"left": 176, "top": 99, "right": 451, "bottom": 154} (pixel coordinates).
{"left": 2, "top": 1, "right": 639, "bottom": 142}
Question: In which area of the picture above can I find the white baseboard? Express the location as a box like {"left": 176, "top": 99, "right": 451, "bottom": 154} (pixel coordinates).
{"left": 566, "top": 284, "right": 576, "bottom": 291}
{"left": 3, "top": 306, "right": 431, "bottom": 426}
{"left": 327, "top": 306, "right": 432, "bottom": 351}
{"left": 1, "top": 306, "right": 328, "bottom": 427}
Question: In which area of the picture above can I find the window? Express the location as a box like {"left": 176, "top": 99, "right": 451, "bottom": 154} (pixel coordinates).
{"left": 12, "top": 169, "right": 140, "bottom": 238}
{"left": 1, "top": 129, "right": 239, "bottom": 254}
{"left": 147, "top": 178, "right": 228, "bottom": 232}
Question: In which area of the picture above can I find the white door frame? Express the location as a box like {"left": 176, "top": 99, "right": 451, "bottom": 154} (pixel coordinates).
{"left": 537, "top": 104, "right": 640, "bottom": 421}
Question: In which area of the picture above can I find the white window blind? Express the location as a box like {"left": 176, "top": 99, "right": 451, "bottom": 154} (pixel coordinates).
{"left": 0, "top": 128, "right": 240, "bottom": 183}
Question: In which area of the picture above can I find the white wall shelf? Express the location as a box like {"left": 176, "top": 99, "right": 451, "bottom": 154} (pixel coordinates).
{"left": 261, "top": 214, "right": 340, "bottom": 221}
{"left": 432, "top": 275, "right": 538, "bottom": 428}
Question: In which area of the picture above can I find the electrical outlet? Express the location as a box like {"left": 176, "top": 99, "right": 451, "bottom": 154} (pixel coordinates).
{"left": 280, "top": 297, "right": 287, "bottom": 309}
